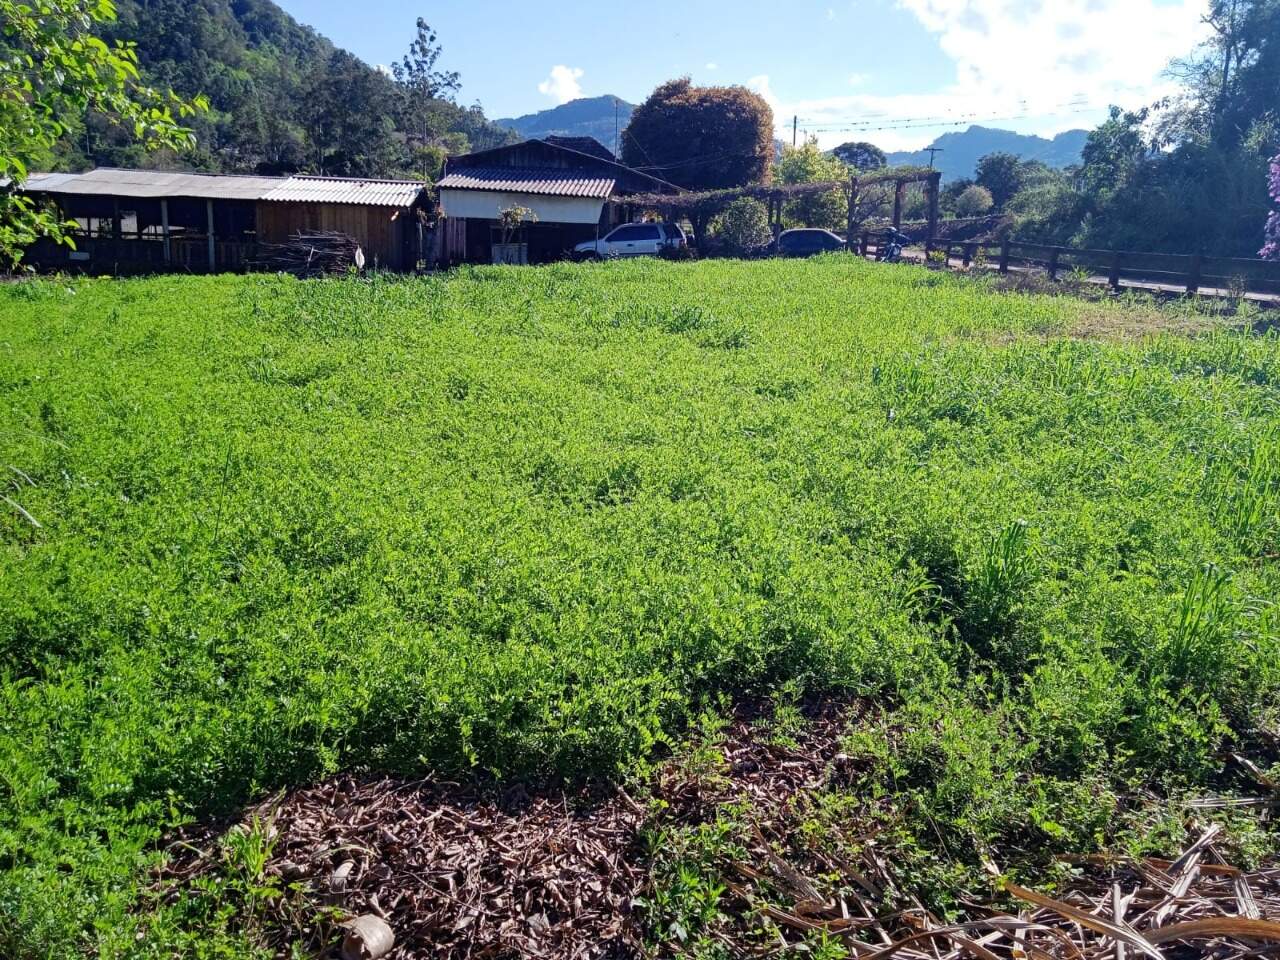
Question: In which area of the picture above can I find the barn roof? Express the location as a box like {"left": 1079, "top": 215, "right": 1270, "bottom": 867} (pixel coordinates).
{"left": 259, "top": 176, "right": 426, "bottom": 207}
{"left": 436, "top": 168, "right": 617, "bottom": 199}
{"left": 19, "top": 168, "right": 427, "bottom": 207}
{"left": 542, "top": 136, "right": 616, "bottom": 162}
{"left": 444, "top": 139, "right": 683, "bottom": 196}
{"left": 24, "top": 168, "right": 284, "bottom": 201}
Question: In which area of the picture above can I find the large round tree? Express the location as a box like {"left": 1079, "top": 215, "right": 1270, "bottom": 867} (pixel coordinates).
{"left": 621, "top": 78, "right": 773, "bottom": 190}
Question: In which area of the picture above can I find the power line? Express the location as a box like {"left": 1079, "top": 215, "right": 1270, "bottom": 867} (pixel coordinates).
{"left": 805, "top": 104, "right": 1100, "bottom": 135}
{"left": 795, "top": 97, "right": 1099, "bottom": 133}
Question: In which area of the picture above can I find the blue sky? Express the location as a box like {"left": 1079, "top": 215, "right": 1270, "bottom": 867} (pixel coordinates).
{"left": 276, "top": 0, "right": 1210, "bottom": 151}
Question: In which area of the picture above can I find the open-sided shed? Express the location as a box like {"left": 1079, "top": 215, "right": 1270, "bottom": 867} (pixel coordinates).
{"left": 16, "top": 168, "right": 430, "bottom": 273}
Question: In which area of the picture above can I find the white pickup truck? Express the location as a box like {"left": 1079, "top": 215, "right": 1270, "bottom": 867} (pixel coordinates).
{"left": 573, "top": 222, "right": 687, "bottom": 260}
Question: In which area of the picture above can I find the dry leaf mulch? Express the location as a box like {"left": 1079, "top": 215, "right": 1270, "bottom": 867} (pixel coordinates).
{"left": 155, "top": 700, "right": 1280, "bottom": 960}
{"left": 154, "top": 699, "right": 857, "bottom": 959}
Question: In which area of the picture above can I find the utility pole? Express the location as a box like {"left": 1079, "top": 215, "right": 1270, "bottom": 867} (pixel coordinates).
{"left": 614, "top": 97, "right": 620, "bottom": 158}
{"left": 793, "top": 115, "right": 798, "bottom": 149}
{"left": 926, "top": 146, "right": 944, "bottom": 169}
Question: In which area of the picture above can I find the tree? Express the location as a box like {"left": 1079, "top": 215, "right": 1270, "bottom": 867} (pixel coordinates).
{"left": 622, "top": 78, "right": 773, "bottom": 190}
{"left": 1264, "top": 155, "right": 1280, "bottom": 259}
{"left": 714, "top": 197, "right": 772, "bottom": 256}
{"left": 974, "top": 153, "right": 1026, "bottom": 210}
{"left": 0, "top": 0, "right": 203, "bottom": 266}
{"left": 832, "top": 141, "right": 886, "bottom": 171}
{"left": 955, "top": 184, "right": 995, "bottom": 217}
{"left": 776, "top": 137, "right": 846, "bottom": 229}
{"left": 302, "top": 50, "right": 400, "bottom": 176}
{"left": 392, "top": 18, "right": 461, "bottom": 179}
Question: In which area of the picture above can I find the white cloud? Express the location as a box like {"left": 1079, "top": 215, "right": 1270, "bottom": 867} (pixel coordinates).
{"left": 827, "top": 7, "right": 837, "bottom": 19}
{"left": 705, "top": 61, "right": 719, "bottom": 71}
{"left": 538, "top": 65, "right": 585, "bottom": 104}
{"left": 747, "top": 75, "right": 778, "bottom": 109}
{"left": 755, "top": 0, "right": 1209, "bottom": 151}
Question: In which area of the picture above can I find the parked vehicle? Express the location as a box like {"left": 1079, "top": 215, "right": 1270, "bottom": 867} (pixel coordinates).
{"left": 875, "top": 227, "right": 912, "bottom": 263}
{"left": 574, "top": 222, "right": 687, "bottom": 260}
{"left": 773, "top": 229, "right": 847, "bottom": 258}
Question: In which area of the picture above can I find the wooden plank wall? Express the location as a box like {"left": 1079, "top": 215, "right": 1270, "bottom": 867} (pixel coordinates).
{"left": 257, "top": 202, "right": 405, "bottom": 269}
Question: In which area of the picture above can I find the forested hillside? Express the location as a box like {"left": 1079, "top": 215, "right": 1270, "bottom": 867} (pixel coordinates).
{"left": 46, "top": 0, "right": 517, "bottom": 178}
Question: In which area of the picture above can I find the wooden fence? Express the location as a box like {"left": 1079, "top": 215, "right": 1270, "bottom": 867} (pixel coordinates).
{"left": 857, "top": 232, "right": 1280, "bottom": 298}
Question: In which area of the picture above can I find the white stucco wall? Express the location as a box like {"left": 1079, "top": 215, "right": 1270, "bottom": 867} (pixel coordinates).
{"left": 437, "top": 188, "right": 606, "bottom": 225}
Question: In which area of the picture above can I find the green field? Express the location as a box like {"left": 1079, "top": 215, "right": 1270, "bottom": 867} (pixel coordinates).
{"left": 3, "top": 258, "right": 1279, "bottom": 955}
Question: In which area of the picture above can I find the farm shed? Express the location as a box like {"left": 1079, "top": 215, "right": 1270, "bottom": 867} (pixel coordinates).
{"left": 16, "top": 168, "right": 430, "bottom": 273}
{"left": 435, "top": 138, "right": 682, "bottom": 265}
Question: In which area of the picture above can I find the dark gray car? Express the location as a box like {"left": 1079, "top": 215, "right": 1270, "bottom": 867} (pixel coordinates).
{"left": 775, "top": 229, "right": 847, "bottom": 257}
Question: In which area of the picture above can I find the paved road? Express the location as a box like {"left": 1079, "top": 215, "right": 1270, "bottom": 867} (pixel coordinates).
{"left": 892, "top": 249, "right": 1280, "bottom": 307}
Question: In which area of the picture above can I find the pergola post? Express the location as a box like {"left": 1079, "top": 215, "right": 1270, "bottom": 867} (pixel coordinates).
{"left": 892, "top": 181, "right": 906, "bottom": 230}
{"left": 160, "top": 199, "right": 171, "bottom": 266}
{"left": 846, "top": 176, "right": 859, "bottom": 243}
{"left": 926, "top": 172, "right": 941, "bottom": 242}
{"left": 206, "top": 199, "right": 216, "bottom": 272}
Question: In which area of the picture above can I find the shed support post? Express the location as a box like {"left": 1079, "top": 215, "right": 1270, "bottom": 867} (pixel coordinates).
{"left": 1109, "top": 251, "right": 1122, "bottom": 291}
{"left": 207, "top": 199, "right": 216, "bottom": 272}
{"left": 892, "top": 181, "right": 905, "bottom": 230}
{"left": 999, "top": 239, "right": 1011, "bottom": 274}
{"left": 161, "top": 199, "right": 171, "bottom": 266}
{"left": 1047, "top": 248, "right": 1060, "bottom": 281}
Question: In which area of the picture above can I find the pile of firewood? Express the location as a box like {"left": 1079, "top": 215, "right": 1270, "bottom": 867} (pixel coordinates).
{"left": 255, "top": 231, "right": 365, "bottom": 276}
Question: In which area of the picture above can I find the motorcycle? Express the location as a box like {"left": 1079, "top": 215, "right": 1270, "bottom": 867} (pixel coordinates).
{"left": 876, "top": 227, "right": 911, "bottom": 263}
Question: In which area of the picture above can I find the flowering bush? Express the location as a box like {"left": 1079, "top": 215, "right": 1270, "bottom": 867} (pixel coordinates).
{"left": 1263, "top": 155, "right": 1280, "bottom": 260}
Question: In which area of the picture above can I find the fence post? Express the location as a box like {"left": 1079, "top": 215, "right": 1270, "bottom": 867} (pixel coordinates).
{"left": 1109, "top": 251, "right": 1122, "bottom": 291}
{"left": 999, "top": 239, "right": 1010, "bottom": 274}
{"left": 963, "top": 243, "right": 975, "bottom": 268}
{"left": 1047, "top": 248, "right": 1060, "bottom": 281}
{"left": 1186, "top": 253, "right": 1203, "bottom": 295}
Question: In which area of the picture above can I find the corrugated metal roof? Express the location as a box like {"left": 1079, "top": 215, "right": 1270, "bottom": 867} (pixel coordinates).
{"left": 18, "top": 168, "right": 425, "bottom": 207}
{"left": 260, "top": 176, "right": 425, "bottom": 206}
{"left": 437, "top": 167, "right": 617, "bottom": 199}
{"left": 24, "top": 168, "right": 284, "bottom": 200}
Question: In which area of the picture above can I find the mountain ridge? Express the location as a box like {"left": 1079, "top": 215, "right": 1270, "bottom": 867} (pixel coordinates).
{"left": 498, "top": 96, "right": 636, "bottom": 156}
{"left": 885, "top": 125, "right": 1088, "bottom": 181}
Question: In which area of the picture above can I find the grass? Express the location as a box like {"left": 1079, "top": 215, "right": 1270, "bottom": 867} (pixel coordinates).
{"left": 1, "top": 256, "right": 1279, "bottom": 955}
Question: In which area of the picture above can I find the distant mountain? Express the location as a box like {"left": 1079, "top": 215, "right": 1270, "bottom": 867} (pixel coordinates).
{"left": 886, "top": 126, "right": 1089, "bottom": 181}
{"left": 498, "top": 96, "right": 635, "bottom": 157}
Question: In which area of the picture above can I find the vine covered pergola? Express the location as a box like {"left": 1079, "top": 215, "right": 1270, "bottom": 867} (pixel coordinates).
{"left": 613, "top": 166, "right": 943, "bottom": 249}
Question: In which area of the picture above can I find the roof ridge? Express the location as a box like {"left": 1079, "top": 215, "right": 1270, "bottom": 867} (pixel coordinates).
{"left": 286, "top": 174, "right": 427, "bottom": 185}
{"left": 88, "top": 166, "right": 287, "bottom": 181}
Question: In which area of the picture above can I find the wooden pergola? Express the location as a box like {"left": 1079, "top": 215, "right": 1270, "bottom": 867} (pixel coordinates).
{"left": 614, "top": 167, "right": 943, "bottom": 249}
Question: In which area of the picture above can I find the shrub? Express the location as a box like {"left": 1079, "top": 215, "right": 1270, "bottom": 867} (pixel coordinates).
{"left": 955, "top": 184, "right": 995, "bottom": 218}
{"left": 713, "top": 197, "right": 772, "bottom": 256}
